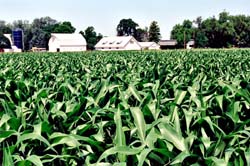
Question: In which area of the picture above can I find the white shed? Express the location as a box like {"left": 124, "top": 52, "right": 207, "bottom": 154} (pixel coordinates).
{"left": 139, "top": 42, "right": 160, "bottom": 50}
{"left": 186, "top": 40, "right": 195, "bottom": 49}
{"left": 48, "top": 33, "right": 87, "bottom": 52}
{"left": 95, "top": 36, "right": 141, "bottom": 51}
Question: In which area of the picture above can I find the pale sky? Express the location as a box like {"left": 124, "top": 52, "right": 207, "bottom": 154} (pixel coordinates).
{"left": 0, "top": 0, "right": 249, "bottom": 39}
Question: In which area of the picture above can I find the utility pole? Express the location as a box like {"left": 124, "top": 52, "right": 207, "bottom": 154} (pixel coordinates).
{"left": 183, "top": 30, "right": 186, "bottom": 49}
{"left": 193, "top": 30, "right": 195, "bottom": 48}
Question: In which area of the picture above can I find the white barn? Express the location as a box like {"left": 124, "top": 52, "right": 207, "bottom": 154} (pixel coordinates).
{"left": 49, "top": 33, "right": 87, "bottom": 52}
{"left": 95, "top": 36, "right": 141, "bottom": 51}
{"left": 3, "top": 34, "right": 13, "bottom": 45}
{"left": 139, "top": 42, "right": 160, "bottom": 50}
{"left": 3, "top": 34, "right": 22, "bottom": 52}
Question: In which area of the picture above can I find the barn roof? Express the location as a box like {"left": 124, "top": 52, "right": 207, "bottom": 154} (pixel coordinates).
{"left": 3, "top": 34, "right": 13, "bottom": 45}
{"left": 139, "top": 42, "right": 159, "bottom": 48}
{"left": 95, "top": 36, "right": 136, "bottom": 48}
{"left": 50, "top": 33, "right": 86, "bottom": 45}
{"left": 159, "top": 40, "right": 177, "bottom": 46}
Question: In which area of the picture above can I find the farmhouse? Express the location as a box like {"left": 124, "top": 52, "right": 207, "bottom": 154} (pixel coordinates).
{"left": 49, "top": 33, "right": 87, "bottom": 52}
{"left": 95, "top": 36, "right": 141, "bottom": 51}
{"left": 139, "top": 42, "right": 160, "bottom": 50}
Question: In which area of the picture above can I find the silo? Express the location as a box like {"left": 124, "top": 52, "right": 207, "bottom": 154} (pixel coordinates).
{"left": 12, "top": 29, "right": 24, "bottom": 50}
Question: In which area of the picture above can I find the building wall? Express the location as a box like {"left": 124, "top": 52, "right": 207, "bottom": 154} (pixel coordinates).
{"left": 95, "top": 37, "right": 141, "bottom": 51}
{"left": 49, "top": 37, "right": 87, "bottom": 52}
{"left": 95, "top": 47, "right": 125, "bottom": 51}
{"left": 59, "top": 46, "right": 86, "bottom": 52}
{"left": 48, "top": 37, "right": 60, "bottom": 52}
{"left": 148, "top": 44, "right": 160, "bottom": 50}
{"left": 124, "top": 38, "right": 141, "bottom": 50}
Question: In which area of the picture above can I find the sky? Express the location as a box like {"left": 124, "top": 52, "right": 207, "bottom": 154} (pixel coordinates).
{"left": 0, "top": 0, "right": 250, "bottom": 39}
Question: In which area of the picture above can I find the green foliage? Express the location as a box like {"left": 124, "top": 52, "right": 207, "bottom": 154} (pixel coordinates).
{"left": 135, "top": 27, "right": 148, "bottom": 42}
{"left": 148, "top": 21, "right": 161, "bottom": 43}
{"left": 53, "top": 21, "right": 76, "bottom": 33}
{"left": 171, "top": 11, "right": 250, "bottom": 48}
{"left": 171, "top": 19, "right": 194, "bottom": 48}
{"left": 0, "top": 50, "right": 250, "bottom": 165}
{"left": 195, "top": 30, "right": 208, "bottom": 48}
{"left": 80, "top": 26, "right": 103, "bottom": 50}
{"left": 117, "top": 18, "right": 139, "bottom": 37}
{"left": 0, "top": 20, "right": 12, "bottom": 34}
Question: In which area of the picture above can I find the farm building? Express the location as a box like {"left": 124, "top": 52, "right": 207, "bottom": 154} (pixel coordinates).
{"left": 186, "top": 40, "right": 195, "bottom": 49}
{"left": 48, "top": 33, "right": 87, "bottom": 52}
{"left": 3, "top": 34, "right": 13, "bottom": 45}
{"left": 139, "top": 42, "right": 160, "bottom": 50}
{"left": 95, "top": 36, "right": 141, "bottom": 51}
{"left": 159, "top": 39, "right": 178, "bottom": 49}
{"left": 3, "top": 34, "right": 22, "bottom": 52}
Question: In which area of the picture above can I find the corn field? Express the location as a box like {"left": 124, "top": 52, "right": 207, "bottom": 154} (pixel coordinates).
{"left": 0, "top": 50, "right": 250, "bottom": 166}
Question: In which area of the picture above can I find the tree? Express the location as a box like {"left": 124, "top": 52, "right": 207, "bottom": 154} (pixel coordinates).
{"left": 148, "top": 21, "right": 161, "bottom": 43}
{"left": 135, "top": 27, "right": 148, "bottom": 42}
{"left": 80, "top": 26, "right": 103, "bottom": 50}
{"left": 0, "top": 33, "right": 11, "bottom": 48}
{"left": 32, "top": 17, "right": 57, "bottom": 30}
{"left": 194, "top": 16, "right": 202, "bottom": 29}
{"left": 219, "top": 11, "right": 230, "bottom": 24}
{"left": 171, "top": 20, "right": 194, "bottom": 48}
{"left": 29, "top": 28, "right": 48, "bottom": 49}
{"left": 230, "top": 14, "right": 250, "bottom": 47}
{"left": 193, "top": 17, "right": 208, "bottom": 47}
{"left": 171, "top": 11, "right": 250, "bottom": 48}
{"left": 117, "top": 19, "right": 138, "bottom": 37}
{"left": 31, "top": 17, "right": 58, "bottom": 49}
{"left": 201, "top": 16, "right": 235, "bottom": 48}
{"left": 53, "top": 21, "right": 76, "bottom": 33}
{"left": 0, "top": 20, "right": 12, "bottom": 34}
{"left": 194, "top": 30, "right": 208, "bottom": 48}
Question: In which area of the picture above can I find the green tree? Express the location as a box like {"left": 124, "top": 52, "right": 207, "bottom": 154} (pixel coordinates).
{"left": 80, "top": 26, "right": 103, "bottom": 50}
{"left": 171, "top": 20, "right": 194, "bottom": 48}
{"left": 135, "top": 27, "right": 148, "bottom": 42}
{"left": 201, "top": 16, "right": 235, "bottom": 48}
{"left": 30, "top": 28, "right": 48, "bottom": 49}
{"left": 194, "top": 30, "right": 208, "bottom": 48}
{"left": 0, "top": 21, "right": 12, "bottom": 34}
{"left": 31, "top": 17, "right": 58, "bottom": 50}
{"left": 117, "top": 19, "right": 138, "bottom": 37}
{"left": 194, "top": 16, "right": 202, "bottom": 29}
{"left": 148, "top": 21, "right": 161, "bottom": 43}
{"left": 171, "top": 11, "right": 250, "bottom": 48}
{"left": 53, "top": 21, "right": 76, "bottom": 33}
{"left": 219, "top": 11, "right": 230, "bottom": 24}
{"left": 193, "top": 17, "right": 208, "bottom": 47}
{"left": 230, "top": 14, "right": 250, "bottom": 47}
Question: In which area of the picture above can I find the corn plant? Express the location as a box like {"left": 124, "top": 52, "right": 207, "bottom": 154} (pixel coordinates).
{"left": 0, "top": 49, "right": 250, "bottom": 166}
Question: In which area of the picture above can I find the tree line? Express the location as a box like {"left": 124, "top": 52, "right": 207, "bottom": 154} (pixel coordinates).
{"left": 1, "top": 11, "right": 250, "bottom": 50}
{"left": 171, "top": 11, "right": 250, "bottom": 48}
